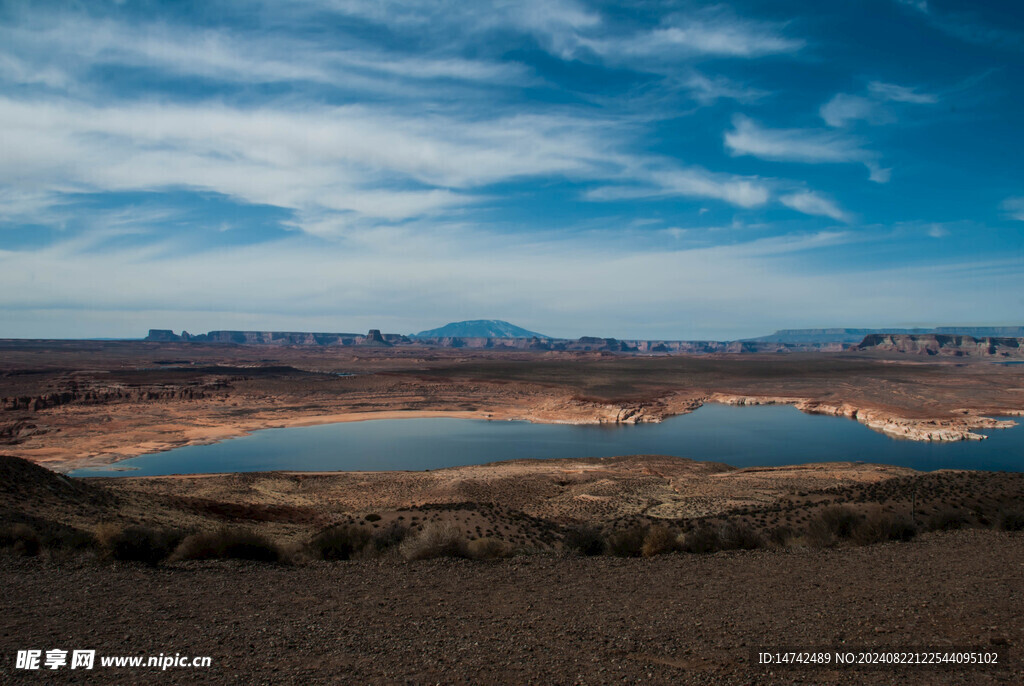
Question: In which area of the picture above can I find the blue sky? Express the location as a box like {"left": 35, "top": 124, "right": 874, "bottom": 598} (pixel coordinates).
{"left": 0, "top": 0, "right": 1022, "bottom": 339}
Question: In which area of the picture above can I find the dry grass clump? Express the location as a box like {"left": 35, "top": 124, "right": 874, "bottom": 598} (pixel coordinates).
{"left": 641, "top": 525, "right": 680, "bottom": 557}
{"left": 99, "top": 524, "right": 183, "bottom": 566}
{"left": 562, "top": 525, "right": 604, "bottom": 556}
{"left": 466, "top": 537, "right": 514, "bottom": 560}
{"left": 0, "top": 523, "right": 41, "bottom": 556}
{"left": 605, "top": 526, "right": 646, "bottom": 557}
{"left": 998, "top": 509, "right": 1024, "bottom": 532}
{"left": 308, "top": 524, "right": 372, "bottom": 561}
{"left": 852, "top": 513, "right": 917, "bottom": 545}
{"left": 928, "top": 508, "right": 968, "bottom": 532}
{"left": 681, "top": 524, "right": 721, "bottom": 554}
{"left": 804, "top": 506, "right": 861, "bottom": 547}
{"left": 400, "top": 522, "right": 469, "bottom": 561}
{"left": 172, "top": 527, "right": 282, "bottom": 563}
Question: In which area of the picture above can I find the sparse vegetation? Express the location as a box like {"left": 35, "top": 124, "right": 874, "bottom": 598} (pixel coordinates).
{"left": 0, "top": 523, "right": 41, "bottom": 557}
{"left": 998, "top": 509, "right": 1024, "bottom": 532}
{"left": 681, "top": 524, "right": 721, "bottom": 554}
{"left": 173, "top": 528, "right": 282, "bottom": 563}
{"left": 400, "top": 522, "right": 469, "bottom": 560}
{"left": 103, "top": 525, "right": 182, "bottom": 566}
{"left": 805, "top": 506, "right": 861, "bottom": 547}
{"left": 604, "top": 526, "right": 646, "bottom": 557}
{"left": 641, "top": 525, "right": 679, "bottom": 557}
{"left": 852, "top": 513, "right": 917, "bottom": 544}
{"left": 562, "top": 525, "right": 604, "bottom": 556}
{"left": 308, "top": 524, "right": 371, "bottom": 561}
{"left": 928, "top": 508, "right": 968, "bottom": 532}
{"left": 467, "top": 537, "right": 514, "bottom": 560}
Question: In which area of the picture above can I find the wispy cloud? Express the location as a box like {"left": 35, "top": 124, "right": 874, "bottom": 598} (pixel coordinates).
{"left": 779, "top": 191, "right": 851, "bottom": 223}
{"left": 820, "top": 81, "right": 936, "bottom": 127}
{"left": 585, "top": 8, "right": 803, "bottom": 62}
{"left": 867, "top": 81, "right": 938, "bottom": 104}
{"left": 724, "top": 115, "right": 886, "bottom": 182}
{"left": 1002, "top": 197, "right": 1024, "bottom": 221}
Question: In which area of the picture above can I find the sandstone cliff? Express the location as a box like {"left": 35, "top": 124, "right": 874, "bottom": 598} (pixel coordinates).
{"left": 855, "top": 334, "right": 1024, "bottom": 358}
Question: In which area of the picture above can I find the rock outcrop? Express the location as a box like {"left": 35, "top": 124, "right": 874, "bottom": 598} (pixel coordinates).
{"left": 855, "top": 334, "right": 1024, "bottom": 359}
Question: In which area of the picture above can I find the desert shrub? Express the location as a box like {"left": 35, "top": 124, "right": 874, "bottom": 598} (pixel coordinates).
{"left": 400, "top": 522, "right": 469, "bottom": 561}
{"left": 998, "top": 509, "right": 1024, "bottom": 532}
{"left": 0, "top": 523, "right": 40, "bottom": 557}
{"left": 41, "top": 527, "right": 96, "bottom": 551}
{"left": 853, "top": 513, "right": 917, "bottom": 545}
{"left": 681, "top": 525, "right": 721, "bottom": 554}
{"left": 767, "top": 525, "right": 795, "bottom": 547}
{"left": 805, "top": 507, "right": 860, "bottom": 546}
{"left": 173, "top": 528, "right": 282, "bottom": 563}
{"left": 467, "top": 537, "right": 514, "bottom": 560}
{"left": 717, "top": 522, "right": 764, "bottom": 551}
{"left": 370, "top": 522, "right": 409, "bottom": 552}
{"left": 562, "top": 525, "right": 605, "bottom": 556}
{"left": 105, "top": 526, "right": 181, "bottom": 566}
{"left": 928, "top": 508, "right": 968, "bottom": 532}
{"left": 641, "top": 525, "right": 679, "bottom": 557}
{"left": 308, "top": 524, "right": 371, "bottom": 561}
{"left": 364, "top": 513, "right": 382, "bottom": 522}
{"left": 605, "top": 526, "right": 646, "bottom": 557}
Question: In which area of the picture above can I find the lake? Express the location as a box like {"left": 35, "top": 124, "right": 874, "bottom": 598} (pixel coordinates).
{"left": 69, "top": 403, "right": 1024, "bottom": 476}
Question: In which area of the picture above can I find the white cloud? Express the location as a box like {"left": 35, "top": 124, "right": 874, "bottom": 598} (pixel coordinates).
{"left": 779, "top": 191, "right": 851, "bottom": 222}
{"left": 725, "top": 115, "right": 885, "bottom": 182}
{"left": 867, "top": 81, "right": 938, "bottom": 104}
{"left": 586, "top": 168, "right": 771, "bottom": 209}
{"left": 684, "top": 72, "right": 767, "bottom": 105}
{"left": 820, "top": 94, "right": 885, "bottom": 127}
{"left": 591, "top": 10, "right": 803, "bottom": 60}
{"left": 1002, "top": 197, "right": 1024, "bottom": 221}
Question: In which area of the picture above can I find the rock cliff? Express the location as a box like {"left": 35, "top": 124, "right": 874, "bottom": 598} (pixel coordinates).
{"left": 855, "top": 334, "right": 1024, "bottom": 358}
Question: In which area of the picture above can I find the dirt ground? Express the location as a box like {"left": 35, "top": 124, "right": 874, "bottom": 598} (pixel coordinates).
{"left": 1, "top": 529, "right": 1020, "bottom": 685}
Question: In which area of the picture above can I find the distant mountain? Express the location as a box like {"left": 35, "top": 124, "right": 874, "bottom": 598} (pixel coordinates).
{"left": 412, "top": 320, "right": 549, "bottom": 339}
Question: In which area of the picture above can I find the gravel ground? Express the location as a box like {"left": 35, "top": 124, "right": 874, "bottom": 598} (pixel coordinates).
{"left": 1, "top": 529, "right": 1021, "bottom": 685}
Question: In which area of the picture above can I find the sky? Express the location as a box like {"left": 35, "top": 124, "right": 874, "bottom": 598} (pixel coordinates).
{"left": 1, "top": 0, "right": 1022, "bottom": 340}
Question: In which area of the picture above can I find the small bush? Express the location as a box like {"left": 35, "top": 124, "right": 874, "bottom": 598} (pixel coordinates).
{"left": 106, "top": 526, "right": 180, "bottom": 566}
{"left": 371, "top": 522, "right": 409, "bottom": 552}
{"left": 767, "top": 525, "right": 795, "bottom": 547}
{"left": 641, "top": 525, "right": 679, "bottom": 557}
{"left": 717, "top": 522, "right": 764, "bottom": 551}
{"left": 998, "top": 509, "right": 1024, "bottom": 532}
{"left": 41, "top": 527, "right": 97, "bottom": 551}
{"left": 853, "top": 513, "right": 917, "bottom": 544}
{"left": 0, "top": 523, "right": 40, "bottom": 557}
{"left": 308, "top": 525, "right": 371, "bottom": 561}
{"left": 467, "top": 537, "right": 513, "bottom": 560}
{"left": 805, "top": 507, "right": 860, "bottom": 546}
{"left": 928, "top": 509, "right": 968, "bottom": 532}
{"left": 563, "top": 526, "right": 605, "bottom": 556}
{"left": 364, "top": 513, "right": 382, "bottom": 522}
{"left": 681, "top": 525, "right": 721, "bottom": 554}
{"left": 605, "top": 526, "right": 646, "bottom": 558}
{"left": 400, "top": 522, "right": 469, "bottom": 561}
{"left": 173, "top": 528, "right": 282, "bottom": 563}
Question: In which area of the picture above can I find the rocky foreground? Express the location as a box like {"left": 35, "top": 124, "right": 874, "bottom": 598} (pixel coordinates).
{"left": 1, "top": 529, "right": 1020, "bottom": 685}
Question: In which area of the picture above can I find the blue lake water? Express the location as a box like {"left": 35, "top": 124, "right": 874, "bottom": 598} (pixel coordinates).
{"left": 70, "top": 404, "right": 1024, "bottom": 477}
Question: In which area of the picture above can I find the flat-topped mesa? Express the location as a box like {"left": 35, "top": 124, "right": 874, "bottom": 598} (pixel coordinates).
{"left": 145, "top": 329, "right": 410, "bottom": 346}
{"left": 855, "top": 334, "right": 1024, "bottom": 358}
